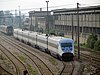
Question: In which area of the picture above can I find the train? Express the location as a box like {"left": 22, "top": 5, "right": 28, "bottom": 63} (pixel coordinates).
{"left": 14, "top": 28, "right": 74, "bottom": 60}
{"left": 0, "top": 25, "right": 13, "bottom": 35}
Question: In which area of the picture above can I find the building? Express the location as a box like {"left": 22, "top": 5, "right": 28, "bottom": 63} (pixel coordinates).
{"left": 0, "top": 11, "right": 13, "bottom": 26}
{"left": 22, "top": 18, "right": 30, "bottom": 30}
{"left": 29, "top": 10, "right": 53, "bottom": 33}
{"left": 52, "top": 5, "right": 100, "bottom": 43}
{"left": 4, "top": 11, "right": 13, "bottom": 26}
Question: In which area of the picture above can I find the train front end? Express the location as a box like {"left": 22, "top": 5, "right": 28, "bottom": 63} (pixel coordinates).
{"left": 7, "top": 26, "right": 13, "bottom": 35}
{"left": 59, "top": 38, "right": 74, "bottom": 61}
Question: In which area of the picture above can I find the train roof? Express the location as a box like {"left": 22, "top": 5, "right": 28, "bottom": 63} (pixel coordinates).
{"left": 38, "top": 33, "right": 73, "bottom": 42}
{"left": 49, "top": 36, "right": 73, "bottom": 42}
{"left": 14, "top": 28, "right": 73, "bottom": 42}
{"left": 14, "top": 28, "right": 22, "bottom": 31}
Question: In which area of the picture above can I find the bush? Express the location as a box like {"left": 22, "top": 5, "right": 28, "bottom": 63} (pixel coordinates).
{"left": 87, "top": 33, "right": 97, "bottom": 49}
{"left": 58, "top": 32, "right": 64, "bottom": 37}
{"left": 87, "top": 34, "right": 92, "bottom": 48}
{"left": 49, "top": 30, "right": 56, "bottom": 36}
{"left": 50, "top": 32, "right": 56, "bottom": 36}
{"left": 89, "top": 39, "right": 97, "bottom": 49}
{"left": 94, "top": 40, "right": 100, "bottom": 51}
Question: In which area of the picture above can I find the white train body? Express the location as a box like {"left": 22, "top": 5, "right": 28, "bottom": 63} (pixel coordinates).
{"left": 14, "top": 29, "right": 74, "bottom": 60}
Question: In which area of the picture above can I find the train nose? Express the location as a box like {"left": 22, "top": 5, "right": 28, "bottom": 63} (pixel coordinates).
{"left": 62, "top": 53, "right": 73, "bottom": 61}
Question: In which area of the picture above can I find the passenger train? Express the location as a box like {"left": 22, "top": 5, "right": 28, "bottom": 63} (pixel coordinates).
{"left": 14, "top": 28, "right": 74, "bottom": 60}
{"left": 0, "top": 25, "right": 13, "bottom": 35}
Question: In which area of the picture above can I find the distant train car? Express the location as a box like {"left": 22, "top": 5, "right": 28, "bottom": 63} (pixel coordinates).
{"left": 0, "top": 25, "right": 13, "bottom": 35}
{"left": 14, "top": 29, "right": 74, "bottom": 60}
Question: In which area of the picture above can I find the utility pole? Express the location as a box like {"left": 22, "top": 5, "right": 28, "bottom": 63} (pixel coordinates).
{"left": 30, "top": 16, "right": 32, "bottom": 31}
{"left": 77, "top": 3, "right": 80, "bottom": 60}
{"left": 12, "top": 17, "right": 13, "bottom": 26}
{"left": 46, "top": 0, "right": 49, "bottom": 51}
{"left": 15, "top": 9, "right": 17, "bottom": 16}
{"left": 46, "top": 0, "right": 49, "bottom": 35}
{"left": 72, "top": 14, "right": 74, "bottom": 40}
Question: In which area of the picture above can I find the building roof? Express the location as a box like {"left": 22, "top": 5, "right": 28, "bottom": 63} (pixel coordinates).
{"left": 29, "top": 11, "right": 51, "bottom": 17}
{"left": 52, "top": 5, "right": 100, "bottom": 13}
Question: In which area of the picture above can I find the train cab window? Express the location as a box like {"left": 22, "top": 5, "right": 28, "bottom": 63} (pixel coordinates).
{"left": 61, "top": 43, "right": 72, "bottom": 47}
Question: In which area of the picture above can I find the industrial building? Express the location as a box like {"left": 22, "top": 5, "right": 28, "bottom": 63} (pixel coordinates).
{"left": 29, "top": 10, "right": 53, "bottom": 33}
{"left": 28, "top": 5, "right": 100, "bottom": 43}
{"left": 52, "top": 5, "right": 100, "bottom": 43}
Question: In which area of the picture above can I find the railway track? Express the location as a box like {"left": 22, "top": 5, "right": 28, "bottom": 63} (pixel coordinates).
{"left": 0, "top": 33, "right": 80, "bottom": 75}
{"left": 75, "top": 50, "right": 100, "bottom": 68}
{"left": 0, "top": 43, "right": 28, "bottom": 75}
{"left": 80, "top": 52, "right": 100, "bottom": 67}
{"left": 75, "top": 46, "right": 100, "bottom": 55}
{"left": 59, "top": 61, "right": 75, "bottom": 75}
{"left": 75, "top": 50, "right": 100, "bottom": 75}
{"left": 0, "top": 35, "right": 54, "bottom": 75}
{"left": 0, "top": 66, "right": 13, "bottom": 75}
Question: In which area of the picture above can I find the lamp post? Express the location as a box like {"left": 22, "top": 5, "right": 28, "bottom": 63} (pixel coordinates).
{"left": 46, "top": 0, "right": 49, "bottom": 35}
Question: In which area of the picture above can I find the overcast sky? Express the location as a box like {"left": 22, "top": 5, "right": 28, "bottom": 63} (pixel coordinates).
{"left": 0, "top": 0, "right": 100, "bottom": 13}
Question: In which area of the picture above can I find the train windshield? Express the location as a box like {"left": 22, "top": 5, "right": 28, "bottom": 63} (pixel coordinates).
{"left": 61, "top": 43, "right": 72, "bottom": 47}
{"left": 61, "top": 42, "right": 73, "bottom": 52}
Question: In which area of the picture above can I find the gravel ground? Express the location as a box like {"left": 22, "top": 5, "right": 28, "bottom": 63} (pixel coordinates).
{"left": 75, "top": 59, "right": 100, "bottom": 75}
{"left": 81, "top": 62, "right": 100, "bottom": 75}
{"left": 0, "top": 67, "right": 12, "bottom": 75}
{"left": 0, "top": 46, "right": 16, "bottom": 75}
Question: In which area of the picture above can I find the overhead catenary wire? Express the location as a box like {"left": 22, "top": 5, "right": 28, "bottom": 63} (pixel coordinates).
{"left": 0, "top": 3, "right": 100, "bottom": 16}
{"left": 1, "top": 3, "right": 75, "bottom": 12}
{"left": 0, "top": 2, "right": 100, "bottom": 11}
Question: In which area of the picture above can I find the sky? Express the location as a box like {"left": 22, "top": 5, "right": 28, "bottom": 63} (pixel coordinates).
{"left": 0, "top": 0, "right": 100, "bottom": 14}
